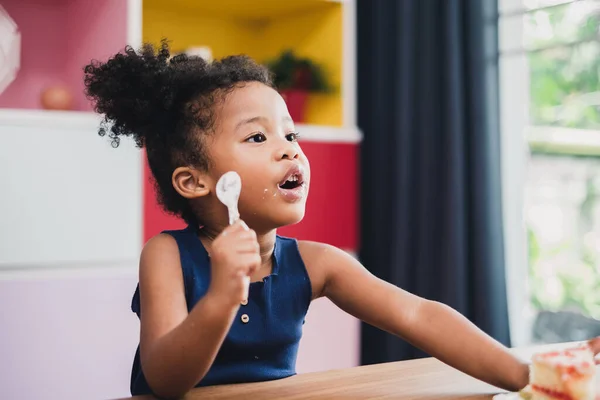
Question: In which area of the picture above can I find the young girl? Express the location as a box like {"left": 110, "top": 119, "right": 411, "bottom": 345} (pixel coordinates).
{"left": 84, "top": 41, "right": 599, "bottom": 399}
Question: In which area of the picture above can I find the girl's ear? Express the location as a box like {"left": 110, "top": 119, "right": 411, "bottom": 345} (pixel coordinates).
{"left": 172, "top": 167, "right": 212, "bottom": 199}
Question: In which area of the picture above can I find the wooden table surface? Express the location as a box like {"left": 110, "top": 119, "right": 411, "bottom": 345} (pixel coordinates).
{"left": 118, "top": 344, "right": 569, "bottom": 400}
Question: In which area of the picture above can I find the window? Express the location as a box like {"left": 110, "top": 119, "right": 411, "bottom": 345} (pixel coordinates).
{"left": 500, "top": 0, "right": 600, "bottom": 346}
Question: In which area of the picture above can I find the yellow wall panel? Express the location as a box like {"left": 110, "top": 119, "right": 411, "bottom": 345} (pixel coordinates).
{"left": 142, "top": 2, "right": 343, "bottom": 126}
{"left": 256, "top": 6, "right": 342, "bottom": 126}
{"left": 143, "top": 5, "right": 254, "bottom": 58}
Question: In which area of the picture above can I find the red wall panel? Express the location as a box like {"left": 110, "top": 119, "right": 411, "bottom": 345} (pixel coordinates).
{"left": 143, "top": 142, "right": 358, "bottom": 250}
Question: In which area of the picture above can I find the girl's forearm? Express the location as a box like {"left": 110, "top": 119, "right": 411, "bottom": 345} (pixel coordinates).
{"left": 405, "top": 300, "right": 529, "bottom": 392}
{"left": 141, "top": 293, "right": 239, "bottom": 399}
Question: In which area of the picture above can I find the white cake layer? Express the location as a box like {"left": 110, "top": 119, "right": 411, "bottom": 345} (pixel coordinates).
{"left": 530, "top": 346, "right": 596, "bottom": 400}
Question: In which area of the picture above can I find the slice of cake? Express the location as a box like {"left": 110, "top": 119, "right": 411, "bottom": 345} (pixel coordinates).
{"left": 528, "top": 344, "right": 596, "bottom": 400}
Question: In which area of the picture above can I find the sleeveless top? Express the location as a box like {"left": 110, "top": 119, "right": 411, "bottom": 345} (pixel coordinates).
{"left": 129, "top": 225, "right": 312, "bottom": 395}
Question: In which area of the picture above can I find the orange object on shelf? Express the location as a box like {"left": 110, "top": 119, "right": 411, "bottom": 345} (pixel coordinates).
{"left": 40, "top": 85, "right": 74, "bottom": 111}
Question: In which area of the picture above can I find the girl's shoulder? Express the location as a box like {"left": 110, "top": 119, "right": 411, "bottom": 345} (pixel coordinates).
{"left": 142, "top": 225, "right": 202, "bottom": 257}
{"left": 140, "top": 232, "right": 181, "bottom": 265}
{"left": 141, "top": 225, "right": 193, "bottom": 252}
{"left": 294, "top": 240, "right": 344, "bottom": 300}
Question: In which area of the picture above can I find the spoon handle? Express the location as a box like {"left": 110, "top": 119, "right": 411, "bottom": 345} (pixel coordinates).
{"left": 227, "top": 205, "right": 240, "bottom": 226}
{"left": 226, "top": 204, "right": 249, "bottom": 301}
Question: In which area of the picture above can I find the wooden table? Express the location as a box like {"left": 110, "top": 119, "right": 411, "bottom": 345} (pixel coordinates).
{"left": 119, "top": 345, "right": 566, "bottom": 400}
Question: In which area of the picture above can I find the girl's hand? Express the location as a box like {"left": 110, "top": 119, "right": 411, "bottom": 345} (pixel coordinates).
{"left": 588, "top": 336, "right": 600, "bottom": 363}
{"left": 206, "top": 220, "right": 260, "bottom": 307}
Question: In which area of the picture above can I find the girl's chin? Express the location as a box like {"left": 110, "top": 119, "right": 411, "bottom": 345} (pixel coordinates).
{"left": 249, "top": 210, "right": 306, "bottom": 233}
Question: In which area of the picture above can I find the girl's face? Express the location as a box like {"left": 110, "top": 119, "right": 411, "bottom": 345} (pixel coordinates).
{"left": 206, "top": 82, "right": 311, "bottom": 233}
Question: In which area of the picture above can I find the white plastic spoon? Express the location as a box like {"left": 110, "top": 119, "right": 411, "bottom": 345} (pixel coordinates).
{"left": 216, "top": 171, "right": 241, "bottom": 225}
{"left": 215, "top": 171, "right": 250, "bottom": 301}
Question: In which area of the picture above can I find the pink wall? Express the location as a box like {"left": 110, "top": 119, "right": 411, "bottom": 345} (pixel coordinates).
{"left": 0, "top": 274, "right": 359, "bottom": 399}
{"left": 297, "top": 298, "right": 360, "bottom": 374}
{"left": 0, "top": 1, "right": 68, "bottom": 109}
{"left": 0, "top": 273, "right": 141, "bottom": 400}
{"left": 65, "top": 0, "right": 127, "bottom": 111}
{"left": 0, "top": 0, "right": 127, "bottom": 111}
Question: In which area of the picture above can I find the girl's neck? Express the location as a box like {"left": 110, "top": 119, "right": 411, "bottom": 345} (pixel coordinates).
{"left": 199, "top": 224, "right": 277, "bottom": 273}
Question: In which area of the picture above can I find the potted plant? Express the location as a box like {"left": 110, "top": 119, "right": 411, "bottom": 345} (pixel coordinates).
{"left": 265, "top": 50, "right": 330, "bottom": 123}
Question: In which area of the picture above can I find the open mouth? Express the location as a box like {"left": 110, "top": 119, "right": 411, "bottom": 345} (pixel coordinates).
{"left": 278, "top": 174, "right": 303, "bottom": 190}
{"left": 278, "top": 166, "right": 305, "bottom": 191}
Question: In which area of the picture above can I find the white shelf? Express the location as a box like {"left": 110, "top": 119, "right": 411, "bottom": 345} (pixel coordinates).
{"left": 298, "top": 124, "right": 362, "bottom": 144}
{"left": 0, "top": 109, "right": 362, "bottom": 144}
{"left": 0, "top": 109, "right": 101, "bottom": 130}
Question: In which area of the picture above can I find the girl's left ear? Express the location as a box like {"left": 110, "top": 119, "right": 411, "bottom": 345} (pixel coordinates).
{"left": 172, "top": 167, "right": 212, "bottom": 199}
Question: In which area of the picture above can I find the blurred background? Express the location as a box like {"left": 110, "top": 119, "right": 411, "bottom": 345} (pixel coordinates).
{"left": 1, "top": 0, "right": 599, "bottom": 399}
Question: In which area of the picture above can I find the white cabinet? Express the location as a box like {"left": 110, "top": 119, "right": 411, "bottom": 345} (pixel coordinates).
{"left": 0, "top": 110, "right": 142, "bottom": 268}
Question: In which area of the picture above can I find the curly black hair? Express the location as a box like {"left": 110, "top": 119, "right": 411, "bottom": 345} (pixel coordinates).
{"left": 84, "top": 39, "right": 273, "bottom": 225}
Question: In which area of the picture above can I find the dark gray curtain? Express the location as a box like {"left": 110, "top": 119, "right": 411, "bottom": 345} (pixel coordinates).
{"left": 357, "top": 0, "right": 511, "bottom": 364}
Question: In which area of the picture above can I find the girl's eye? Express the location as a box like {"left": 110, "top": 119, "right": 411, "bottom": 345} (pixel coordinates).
{"left": 246, "top": 133, "right": 267, "bottom": 143}
{"left": 286, "top": 131, "right": 301, "bottom": 142}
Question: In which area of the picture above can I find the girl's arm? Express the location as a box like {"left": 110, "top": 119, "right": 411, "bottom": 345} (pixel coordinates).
{"left": 299, "top": 241, "right": 529, "bottom": 392}
{"left": 137, "top": 234, "right": 238, "bottom": 399}
{"left": 138, "top": 222, "right": 259, "bottom": 399}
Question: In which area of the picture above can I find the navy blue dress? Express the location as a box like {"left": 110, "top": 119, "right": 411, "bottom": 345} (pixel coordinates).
{"left": 130, "top": 225, "right": 312, "bottom": 395}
